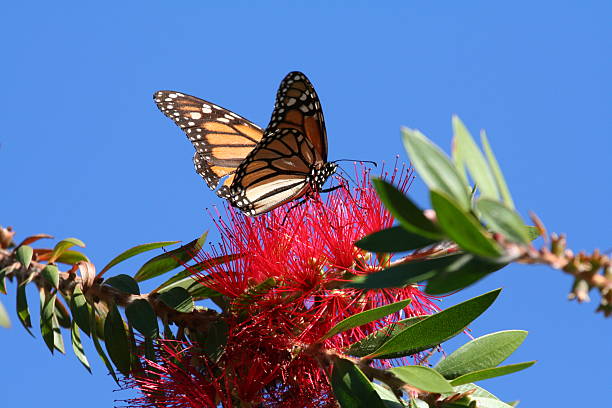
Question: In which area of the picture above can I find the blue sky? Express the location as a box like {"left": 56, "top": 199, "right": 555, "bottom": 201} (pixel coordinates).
{"left": 2, "top": 2, "right": 611, "bottom": 407}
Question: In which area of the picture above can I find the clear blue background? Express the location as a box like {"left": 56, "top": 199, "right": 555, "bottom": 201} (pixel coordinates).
{"left": 2, "top": 1, "right": 610, "bottom": 407}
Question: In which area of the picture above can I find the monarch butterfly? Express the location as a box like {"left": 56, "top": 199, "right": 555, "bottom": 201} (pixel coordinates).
{"left": 154, "top": 71, "right": 337, "bottom": 216}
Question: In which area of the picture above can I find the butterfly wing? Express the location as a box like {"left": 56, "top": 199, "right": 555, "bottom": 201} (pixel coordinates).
{"left": 154, "top": 91, "right": 264, "bottom": 197}
{"left": 229, "top": 128, "right": 321, "bottom": 216}
{"left": 268, "top": 71, "right": 328, "bottom": 162}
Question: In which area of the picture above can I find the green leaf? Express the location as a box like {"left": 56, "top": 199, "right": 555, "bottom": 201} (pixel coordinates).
{"left": 157, "top": 287, "right": 194, "bottom": 313}
{"left": 155, "top": 254, "right": 240, "bottom": 292}
{"left": 16, "top": 245, "right": 33, "bottom": 269}
{"left": 372, "top": 178, "right": 443, "bottom": 240}
{"left": 330, "top": 358, "right": 387, "bottom": 408}
{"left": 52, "top": 310, "right": 65, "bottom": 354}
{"left": 125, "top": 299, "right": 159, "bottom": 339}
{"left": 425, "top": 254, "right": 506, "bottom": 295}
{"left": 435, "top": 330, "right": 528, "bottom": 379}
{"left": 0, "top": 301, "right": 10, "bottom": 328}
{"left": 356, "top": 226, "right": 438, "bottom": 253}
{"left": 525, "top": 226, "right": 540, "bottom": 241}
{"left": 54, "top": 250, "right": 90, "bottom": 265}
{"left": 347, "top": 254, "right": 464, "bottom": 289}
{"left": 371, "top": 383, "right": 405, "bottom": 408}
{"left": 366, "top": 289, "right": 501, "bottom": 358}
{"left": 409, "top": 399, "right": 429, "bottom": 408}
{"left": 39, "top": 289, "right": 56, "bottom": 353}
{"left": 401, "top": 127, "right": 470, "bottom": 209}
{"left": 16, "top": 283, "right": 33, "bottom": 336}
{"left": 481, "top": 130, "right": 515, "bottom": 209}
{"left": 470, "top": 398, "right": 516, "bottom": 408}
{"left": 71, "top": 322, "right": 91, "bottom": 373}
{"left": 104, "top": 303, "right": 132, "bottom": 374}
{"left": 98, "top": 240, "right": 181, "bottom": 277}
{"left": 158, "top": 276, "right": 220, "bottom": 300}
{"left": 49, "top": 238, "right": 86, "bottom": 263}
{"left": 90, "top": 306, "right": 118, "bottom": 383}
{"left": 0, "top": 267, "right": 8, "bottom": 295}
{"left": 477, "top": 199, "right": 529, "bottom": 244}
{"left": 321, "top": 299, "right": 411, "bottom": 340}
{"left": 390, "top": 365, "right": 453, "bottom": 393}
{"left": 203, "top": 319, "right": 228, "bottom": 363}
{"left": 346, "top": 316, "right": 427, "bottom": 357}
{"left": 54, "top": 298, "right": 72, "bottom": 328}
{"left": 70, "top": 285, "right": 91, "bottom": 336}
{"left": 450, "top": 361, "right": 535, "bottom": 386}
{"left": 452, "top": 116, "right": 499, "bottom": 200}
{"left": 42, "top": 264, "right": 60, "bottom": 289}
{"left": 431, "top": 190, "right": 503, "bottom": 258}
{"left": 134, "top": 233, "right": 207, "bottom": 282}
{"left": 104, "top": 274, "right": 140, "bottom": 295}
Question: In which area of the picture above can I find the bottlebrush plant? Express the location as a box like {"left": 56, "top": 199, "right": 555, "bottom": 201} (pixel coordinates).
{"left": 1, "top": 116, "right": 609, "bottom": 407}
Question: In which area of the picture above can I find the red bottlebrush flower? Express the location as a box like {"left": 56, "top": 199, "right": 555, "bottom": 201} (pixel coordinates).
{"left": 127, "top": 162, "right": 441, "bottom": 408}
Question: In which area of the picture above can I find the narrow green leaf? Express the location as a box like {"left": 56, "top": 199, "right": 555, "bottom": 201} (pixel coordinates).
{"left": 39, "top": 289, "right": 56, "bottom": 353}
{"left": 481, "top": 130, "right": 515, "bottom": 209}
{"left": 0, "top": 301, "right": 11, "bottom": 328}
{"left": 52, "top": 311, "right": 65, "bottom": 354}
{"left": 16, "top": 245, "right": 33, "bottom": 269}
{"left": 425, "top": 254, "right": 506, "bottom": 295}
{"left": 436, "top": 330, "right": 528, "bottom": 379}
{"left": 356, "top": 226, "right": 438, "bottom": 253}
{"left": 16, "top": 283, "right": 34, "bottom": 336}
{"left": 470, "top": 398, "right": 516, "bottom": 408}
{"left": 104, "top": 303, "right": 132, "bottom": 374}
{"left": 451, "top": 130, "right": 469, "bottom": 187}
{"left": 372, "top": 178, "right": 443, "bottom": 240}
{"left": 450, "top": 361, "right": 536, "bottom": 386}
{"left": 157, "top": 287, "right": 194, "bottom": 313}
{"left": 134, "top": 233, "right": 207, "bottom": 282}
{"left": 452, "top": 116, "right": 499, "bottom": 200}
{"left": 125, "top": 299, "right": 159, "bottom": 339}
{"left": 347, "top": 254, "right": 464, "bottom": 289}
{"left": 346, "top": 316, "right": 427, "bottom": 357}
{"left": 104, "top": 274, "right": 140, "bottom": 295}
{"left": 71, "top": 322, "right": 91, "bottom": 373}
{"left": 525, "top": 226, "right": 540, "bottom": 241}
{"left": 477, "top": 199, "right": 529, "bottom": 244}
{"left": 98, "top": 240, "right": 181, "bottom": 277}
{"left": 54, "top": 250, "right": 90, "bottom": 265}
{"left": 158, "top": 276, "right": 220, "bottom": 300}
{"left": 409, "top": 399, "right": 429, "bottom": 408}
{"left": 322, "top": 299, "right": 411, "bottom": 340}
{"left": 0, "top": 267, "right": 8, "bottom": 294}
{"left": 54, "top": 297, "right": 72, "bottom": 328}
{"left": 49, "top": 238, "right": 86, "bottom": 263}
{"left": 70, "top": 285, "right": 91, "bottom": 336}
{"left": 330, "top": 358, "right": 387, "bottom": 408}
{"left": 371, "top": 383, "right": 404, "bottom": 408}
{"left": 391, "top": 365, "right": 453, "bottom": 393}
{"left": 366, "top": 289, "right": 501, "bottom": 359}
{"left": 203, "top": 319, "right": 228, "bottom": 363}
{"left": 401, "top": 127, "right": 470, "bottom": 209}
{"left": 431, "top": 190, "right": 503, "bottom": 258}
{"left": 42, "top": 264, "right": 60, "bottom": 289}
{"left": 90, "top": 306, "right": 118, "bottom": 383}
{"left": 154, "top": 253, "right": 240, "bottom": 292}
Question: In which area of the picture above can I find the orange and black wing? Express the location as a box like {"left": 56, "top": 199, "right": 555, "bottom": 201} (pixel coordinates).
{"left": 153, "top": 91, "right": 264, "bottom": 198}
{"left": 267, "top": 72, "right": 328, "bottom": 162}
{"left": 229, "top": 128, "right": 320, "bottom": 216}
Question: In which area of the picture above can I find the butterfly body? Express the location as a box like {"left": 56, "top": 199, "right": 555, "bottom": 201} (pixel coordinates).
{"left": 154, "top": 72, "right": 335, "bottom": 216}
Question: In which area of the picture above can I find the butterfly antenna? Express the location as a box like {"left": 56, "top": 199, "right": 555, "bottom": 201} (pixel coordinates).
{"left": 332, "top": 159, "right": 378, "bottom": 167}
